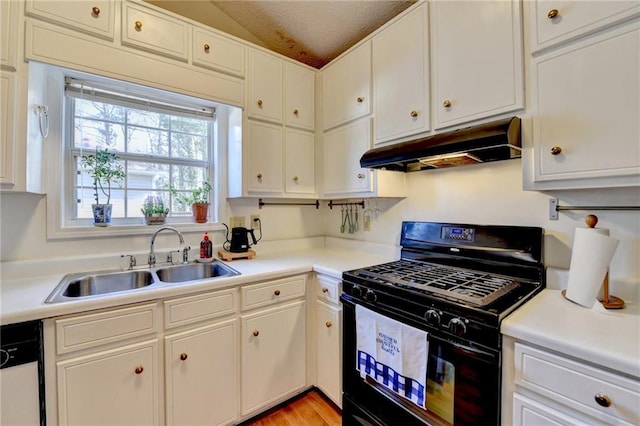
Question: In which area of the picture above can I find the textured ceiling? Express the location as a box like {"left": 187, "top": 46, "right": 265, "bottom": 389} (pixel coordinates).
{"left": 147, "top": 1, "right": 417, "bottom": 68}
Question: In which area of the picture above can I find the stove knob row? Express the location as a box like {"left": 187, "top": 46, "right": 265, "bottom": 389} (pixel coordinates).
{"left": 350, "top": 285, "right": 364, "bottom": 297}
{"left": 424, "top": 309, "right": 441, "bottom": 326}
{"left": 448, "top": 318, "right": 467, "bottom": 336}
{"left": 364, "top": 289, "right": 378, "bottom": 303}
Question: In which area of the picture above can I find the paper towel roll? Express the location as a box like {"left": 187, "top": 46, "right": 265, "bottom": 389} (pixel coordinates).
{"left": 565, "top": 228, "right": 619, "bottom": 308}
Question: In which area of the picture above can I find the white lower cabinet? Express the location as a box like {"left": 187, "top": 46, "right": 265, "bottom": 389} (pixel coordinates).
{"left": 165, "top": 319, "right": 238, "bottom": 426}
{"left": 57, "top": 339, "right": 160, "bottom": 425}
{"left": 315, "top": 300, "right": 341, "bottom": 407}
{"left": 241, "top": 300, "right": 307, "bottom": 415}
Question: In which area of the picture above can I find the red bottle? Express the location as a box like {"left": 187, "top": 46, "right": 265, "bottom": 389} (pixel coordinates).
{"left": 200, "top": 232, "right": 212, "bottom": 259}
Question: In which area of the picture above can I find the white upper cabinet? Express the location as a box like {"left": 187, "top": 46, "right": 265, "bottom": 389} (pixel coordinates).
{"left": 285, "top": 128, "right": 316, "bottom": 195}
{"left": 285, "top": 62, "right": 316, "bottom": 131}
{"left": 25, "top": 0, "right": 115, "bottom": 40}
{"left": 431, "top": 0, "right": 524, "bottom": 129}
{"left": 247, "top": 49, "right": 284, "bottom": 124}
{"left": 121, "top": 2, "right": 189, "bottom": 61}
{"left": 322, "top": 41, "right": 372, "bottom": 130}
{"left": 373, "top": 2, "right": 430, "bottom": 145}
{"left": 246, "top": 120, "right": 284, "bottom": 195}
{"left": 531, "top": 1, "right": 640, "bottom": 53}
{"left": 192, "top": 27, "right": 246, "bottom": 78}
{"left": 1, "top": 0, "right": 18, "bottom": 70}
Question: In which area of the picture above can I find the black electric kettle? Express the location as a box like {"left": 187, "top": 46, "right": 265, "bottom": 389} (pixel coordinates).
{"left": 224, "top": 226, "right": 258, "bottom": 253}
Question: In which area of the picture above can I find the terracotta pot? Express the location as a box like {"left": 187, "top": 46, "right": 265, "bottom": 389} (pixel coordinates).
{"left": 192, "top": 202, "right": 209, "bottom": 223}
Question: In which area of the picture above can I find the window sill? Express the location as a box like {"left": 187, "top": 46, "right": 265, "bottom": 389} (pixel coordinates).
{"left": 47, "top": 221, "right": 227, "bottom": 240}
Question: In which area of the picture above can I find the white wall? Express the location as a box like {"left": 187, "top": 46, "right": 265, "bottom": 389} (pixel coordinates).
{"left": 1, "top": 159, "right": 638, "bottom": 298}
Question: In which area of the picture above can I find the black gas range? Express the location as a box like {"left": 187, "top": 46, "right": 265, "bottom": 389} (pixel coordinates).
{"left": 341, "top": 221, "right": 544, "bottom": 426}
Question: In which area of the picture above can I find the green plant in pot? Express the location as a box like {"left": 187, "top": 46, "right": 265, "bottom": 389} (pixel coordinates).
{"left": 171, "top": 181, "right": 212, "bottom": 223}
{"left": 141, "top": 195, "right": 169, "bottom": 225}
{"left": 81, "top": 148, "right": 126, "bottom": 227}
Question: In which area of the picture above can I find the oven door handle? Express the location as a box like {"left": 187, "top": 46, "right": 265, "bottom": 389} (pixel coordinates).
{"left": 429, "top": 334, "right": 497, "bottom": 360}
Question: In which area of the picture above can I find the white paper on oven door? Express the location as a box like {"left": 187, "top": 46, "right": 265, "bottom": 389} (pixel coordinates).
{"left": 355, "top": 305, "right": 429, "bottom": 408}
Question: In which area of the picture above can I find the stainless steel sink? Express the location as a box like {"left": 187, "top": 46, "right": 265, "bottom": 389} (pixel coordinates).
{"left": 156, "top": 261, "right": 239, "bottom": 283}
{"left": 45, "top": 261, "right": 240, "bottom": 303}
{"left": 45, "top": 270, "right": 157, "bottom": 303}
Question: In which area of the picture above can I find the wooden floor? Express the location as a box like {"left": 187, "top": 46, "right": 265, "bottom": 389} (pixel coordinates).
{"left": 240, "top": 390, "right": 342, "bottom": 426}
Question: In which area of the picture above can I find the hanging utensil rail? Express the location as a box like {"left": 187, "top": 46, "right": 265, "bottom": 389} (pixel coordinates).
{"left": 258, "top": 199, "right": 320, "bottom": 209}
{"left": 549, "top": 198, "right": 640, "bottom": 220}
{"left": 327, "top": 200, "right": 365, "bottom": 210}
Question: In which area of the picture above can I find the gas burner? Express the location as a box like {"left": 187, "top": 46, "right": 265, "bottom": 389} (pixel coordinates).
{"left": 354, "top": 259, "right": 520, "bottom": 306}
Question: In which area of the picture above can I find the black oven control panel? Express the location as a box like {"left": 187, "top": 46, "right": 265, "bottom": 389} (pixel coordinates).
{"left": 441, "top": 226, "right": 475, "bottom": 242}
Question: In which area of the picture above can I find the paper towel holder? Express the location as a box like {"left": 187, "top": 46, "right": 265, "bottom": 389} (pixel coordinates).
{"left": 586, "top": 214, "right": 624, "bottom": 309}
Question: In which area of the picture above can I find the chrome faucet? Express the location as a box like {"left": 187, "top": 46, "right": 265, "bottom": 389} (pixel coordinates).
{"left": 148, "top": 226, "right": 185, "bottom": 267}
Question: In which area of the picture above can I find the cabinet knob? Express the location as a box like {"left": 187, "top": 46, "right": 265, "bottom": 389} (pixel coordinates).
{"left": 134, "top": 366, "right": 144, "bottom": 375}
{"left": 274, "top": 289, "right": 281, "bottom": 296}
{"left": 134, "top": 21, "right": 142, "bottom": 30}
{"left": 292, "top": 176, "right": 299, "bottom": 182}
{"left": 252, "top": 330, "right": 259, "bottom": 337}
{"left": 203, "top": 44, "right": 210, "bottom": 52}
{"left": 410, "top": 110, "right": 418, "bottom": 118}
{"left": 293, "top": 109, "right": 299, "bottom": 116}
{"left": 325, "top": 321, "right": 333, "bottom": 328}
{"left": 547, "top": 9, "right": 559, "bottom": 19}
{"left": 92, "top": 6, "right": 101, "bottom": 16}
{"left": 257, "top": 99, "right": 263, "bottom": 107}
{"left": 357, "top": 173, "right": 365, "bottom": 179}
{"left": 442, "top": 100, "right": 452, "bottom": 108}
{"left": 594, "top": 393, "right": 611, "bottom": 408}
{"left": 356, "top": 97, "right": 364, "bottom": 103}
{"left": 179, "top": 353, "right": 188, "bottom": 361}
{"left": 550, "top": 146, "right": 562, "bottom": 155}
{"left": 322, "top": 287, "right": 329, "bottom": 293}
{"left": 256, "top": 173, "right": 263, "bottom": 179}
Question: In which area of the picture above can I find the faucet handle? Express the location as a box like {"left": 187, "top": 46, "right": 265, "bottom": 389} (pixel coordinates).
{"left": 166, "top": 250, "right": 180, "bottom": 265}
{"left": 182, "top": 246, "right": 191, "bottom": 264}
{"left": 121, "top": 254, "right": 137, "bottom": 270}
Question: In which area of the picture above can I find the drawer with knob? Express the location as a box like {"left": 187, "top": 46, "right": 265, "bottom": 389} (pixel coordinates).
{"left": 514, "top": 342, "right": 640, "bottom": 424}
{"left": 316, "top": 275, "right": 340, "bottom": 304}
{"left": 121, "top": 2, "right": 188, "bottom": 62}
{"left": 26, "top": 0, "right": 115, "bottom": 40}
{"left": 530, "top": 0, "right": 639, "bottom": 53}
{"left": 241, "top": 275, "right": 306, "bottom": 311}
{"left": 192, "top": 27, "right": 246, "bottom": 77}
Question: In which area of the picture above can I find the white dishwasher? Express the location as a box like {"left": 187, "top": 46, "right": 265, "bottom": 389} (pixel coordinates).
{"left": 0, "top": 320, "right": 45, "bottom": 426}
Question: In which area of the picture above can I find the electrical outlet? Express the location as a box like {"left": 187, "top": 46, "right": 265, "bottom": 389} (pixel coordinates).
{"left": 363, "top": 212, "right": 372, "bottom": 231}
{"left": 229, "top": 216, "right": 245, "bottom": 228}
{"left": 250, "top": 214, "right": 260, "bottom": 230}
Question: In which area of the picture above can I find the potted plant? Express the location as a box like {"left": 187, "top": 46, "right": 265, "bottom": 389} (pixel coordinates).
{"left": 81, "top": 148, "right": 126, "bottom": 227}
{"left": 172, "top": 181, "right": 212, "bottom": 223}
{"left": 141, "top": 195, "right": 169, "bottom": 225}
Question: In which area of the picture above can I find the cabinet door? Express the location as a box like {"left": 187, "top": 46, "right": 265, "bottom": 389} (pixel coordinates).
{"left": 322, "top": 118, "right": 373, "bottom": 195}
{"left": 285, "top": 128, "right": 316, "bottom": 194}
{"left": 0, "top": 73, "right": 16, "bottom": 186}
{"left": 1, "top": 0, "right": 18, "bottom": 69}
{"left": 431, "top": 0, "right": 523, "bottom": 129}
{"left": 241, "top": 301, "right": 306, "bottom": 415}
{"left": 322, "top": 41, "right": 372, "bottom": 130}
{"left": 57, "top": 339, "right": 160, "bottom": 425}
{"left": 192, "top": 27, "right": 246, "bottom": 78}
{"left": 25, "top": 0, "right": 115, "bottom": 40}
{"left": 246, "top": 120, "right": 283, "bottom": 194}
{"left": 316, "top": 301, "right": 342, "bottom": 407}
{"left": 532, "top": 24, "right": 640, "bottom": 183}
{"left": 121, "top": 2, "right": 189, "bottom": 61}
{"left": 285, "top": 62, "right": 316, "bottom": 131}
{"left": 165, "top": 319, "right": 238, "bottom": 426}
{"left": 513, "top": 394, "right": 584, "bottom": 426}
{"left": 247, "top": 49, "right": 284, "bottom": 123}
{"left": 373, "top": 3, "right": 430, "bottom": 144}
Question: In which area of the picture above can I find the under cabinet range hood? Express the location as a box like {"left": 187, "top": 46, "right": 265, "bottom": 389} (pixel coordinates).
{"left": 360, "top": 116, "right": 521, "bottom": 172}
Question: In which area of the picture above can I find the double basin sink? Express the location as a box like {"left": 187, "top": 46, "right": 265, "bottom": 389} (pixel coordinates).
{"left": 45, "top": 261, "right": 240, "bottom": 303}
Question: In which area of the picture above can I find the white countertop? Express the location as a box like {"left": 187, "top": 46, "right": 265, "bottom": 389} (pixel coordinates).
{"left": 0, "top": 241, "right": 397, "bottom": 326}
{"left": 501, "top": 289, "right": 640, "bottom": 379}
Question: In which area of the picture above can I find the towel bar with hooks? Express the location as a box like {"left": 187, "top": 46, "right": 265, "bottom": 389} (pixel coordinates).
{"left": 549, "top": 198, "right": 640, "bottom": 220}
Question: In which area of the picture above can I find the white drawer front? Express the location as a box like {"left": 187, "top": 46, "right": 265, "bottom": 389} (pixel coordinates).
{"left": 515, "top": 343, "right": 640, "bottom": 425}
{"left": 56, "top": 303, "right": 159, "bottom": 354}
{"left": 316, "top": 275, "right": 340, "bottom": 304}
{"left": 26, "top": 0, "right": 115, "bottom": 40}
{"left": 164, "top": 288, "right": 237, "bottom": 329}
{"left": 122, "top": 3, "right": 188, "bottom": 61}
{"left": 192, "top": 27, "right": 246, "bottom": 77}
{"left": 241, "top": 275, "right": 306, "bottom": 311}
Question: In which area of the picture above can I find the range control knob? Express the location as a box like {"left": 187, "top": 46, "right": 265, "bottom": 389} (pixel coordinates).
{"left": 448, "top": 318, "right": 467, "bottom": 336}
{"left": 364, "top": 289, "right": 378, "bottom": 303}
{"left": 424, "top": 309, "right": 441, "bottom": 326}
{"left": 350, "top": 285, "right": 363, "bottom": 298}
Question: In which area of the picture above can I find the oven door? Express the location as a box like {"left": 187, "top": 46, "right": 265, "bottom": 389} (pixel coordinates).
{"left": 342, "top": 297, "right": 500, "bottom": 426}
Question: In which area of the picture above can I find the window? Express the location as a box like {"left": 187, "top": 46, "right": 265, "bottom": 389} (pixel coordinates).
{"left": 64, "top": 76, "right": 219, "bottom": 226}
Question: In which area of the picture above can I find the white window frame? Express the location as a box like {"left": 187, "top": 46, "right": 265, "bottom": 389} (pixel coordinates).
{"left": 42, "top": 64, "right": 230, "bottom": 240}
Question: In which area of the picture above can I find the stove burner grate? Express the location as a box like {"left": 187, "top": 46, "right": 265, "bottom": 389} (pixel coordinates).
{"left": 354, "top": 259, "right": 520, "bottom": 306}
